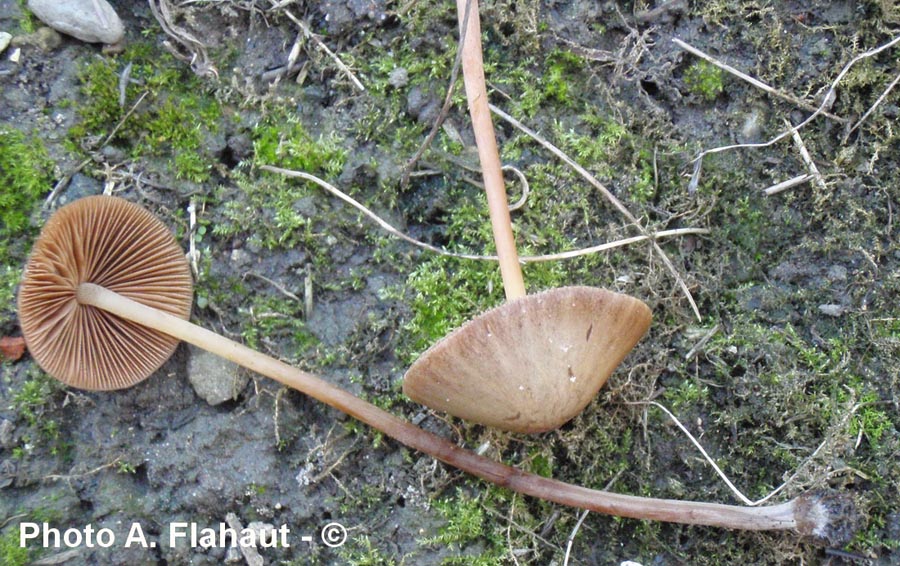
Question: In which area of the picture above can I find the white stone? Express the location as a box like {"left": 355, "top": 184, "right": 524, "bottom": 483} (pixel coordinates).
{"left": 0, "top": 32, "right": 11, "bottom": 54}
{"left": 27, "top": 0, "right": 124, "bottom": 44}
{"left": 187, "top": 346, "right": 248, "bottom": 405}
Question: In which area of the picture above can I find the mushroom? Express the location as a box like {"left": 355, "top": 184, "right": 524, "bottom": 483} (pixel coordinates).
{"left": 403, "top": 0, "right": 651, "bottom": 432}
{"left": 404, "top": 286, "right": 650, "bottom": 433}
{"left": 16, "top": 195, "right": 857, "bottom": 541}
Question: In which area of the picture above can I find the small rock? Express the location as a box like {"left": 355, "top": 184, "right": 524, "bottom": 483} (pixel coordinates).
{"left": 0, "top": 32, "right": 11, "bottom": 54}
{"left": 818, "top": 304, "right": 846, "bottom": 317}
{"left": 230, "top": 248, "right": 251, "bottom": 268}
{"left": 388, "top": 67, "right": 409, "bottom": 88}
{"left": 27, "top": 0, "right": 125, "bottom": 44}
{"left": 0, "top": 419, "right": 14, "bottom": 449}
{"left": 827, "top": 264, "right": 848, "bottom": 282}
{"left": 187, "top": 346, "right": 248, "bottom": 405}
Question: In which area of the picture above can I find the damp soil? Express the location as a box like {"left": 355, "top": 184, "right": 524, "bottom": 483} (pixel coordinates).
{"left": 1, "top": 1, "right": 899, "bottom": 565}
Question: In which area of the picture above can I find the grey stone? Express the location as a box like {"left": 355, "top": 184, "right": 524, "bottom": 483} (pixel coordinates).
{"left": 0, "top": 419, "right": 13, "bottom": 449}
{"left": 388, "top": 67, "right": 409, "bottom": 88}
{"left": 187, "top": 346, "right": 248, "bottom": 405}
{"left": 818, "top": 304, "right": 846, "bottom": 317}
{"left": 27, "top": 0, "right": 124, "bottom": 44}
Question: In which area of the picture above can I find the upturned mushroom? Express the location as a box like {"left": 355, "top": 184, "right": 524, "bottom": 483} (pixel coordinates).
{"left": 403, "top": 0, "right": 651, "bottom": 432}
{"left": 16, "top": 195, "right": 857, "bottom": 541}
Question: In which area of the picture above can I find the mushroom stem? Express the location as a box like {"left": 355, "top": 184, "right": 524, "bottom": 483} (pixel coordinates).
{"left": 456, "top": 0, "right": 526, "bottom": 301}
{"left": 75, "top": 282, "right": 845, "bottom": 538}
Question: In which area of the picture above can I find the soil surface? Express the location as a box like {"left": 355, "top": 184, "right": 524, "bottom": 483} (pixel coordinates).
{"left": 1, "top": 1, "right": 899, "bottom": 565}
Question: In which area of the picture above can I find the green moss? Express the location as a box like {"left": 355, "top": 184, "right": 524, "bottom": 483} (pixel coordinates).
{"left": 0, "top": 127, "right": 53, "bottom": 318}
{"left": 683, "top": 60, "right": 725, "bottom": 101}
{"left": 421, "top": 491, "right": 505, "bottom": 564}
{"left": 10, "top": 368, "right": 68, "bottom": 457}
{"left": 0, "top": 127, "right": 52, "bottom": 241}
{"left": 251, "top": 114, "right": 346, "bottom": 176}
{"left": 67, "top": 46, "right": 221, "bottom": 183}
{"left": 0, "top": 528, "right": 30, "bottom": 566}
{"left": 339, "top": 536, "right": 395, "bottom": 566}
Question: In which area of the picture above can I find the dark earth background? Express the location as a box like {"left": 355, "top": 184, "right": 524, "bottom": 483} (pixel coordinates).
{"left": 1, "top": 0, "right": 899, "bottom": 564}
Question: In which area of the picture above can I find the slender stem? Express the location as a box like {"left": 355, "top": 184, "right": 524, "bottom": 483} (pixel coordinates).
{"left": 76, "top": 282, "right": 825, "bottom": 534}
{"left": 456, "top": 0, "right": 526, "bottom": 300}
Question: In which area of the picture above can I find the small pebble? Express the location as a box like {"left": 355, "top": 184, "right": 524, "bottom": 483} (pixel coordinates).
{"left": 0, "top": 32, "right": 11, "bottom": 54}
{"left": 818, "top": 304, "right": 845, "bottom": 317}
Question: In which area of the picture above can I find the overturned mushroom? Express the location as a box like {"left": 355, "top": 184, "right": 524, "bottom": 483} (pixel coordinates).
{"left": 16, "top": 195, "right": 858, "bottom": 542}
{"left": 404, "top": 0, "right": 651, "bottom": 432}
{"left": 404, "top": 287, "right": 650, "bottom": 432}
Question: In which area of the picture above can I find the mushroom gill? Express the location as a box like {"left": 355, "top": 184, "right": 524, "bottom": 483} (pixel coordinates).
{"left": 17, "top": 195, "right": 193, "bottom": 390}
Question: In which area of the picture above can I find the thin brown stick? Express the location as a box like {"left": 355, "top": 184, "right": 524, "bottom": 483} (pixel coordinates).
{"left": 76, "top": 282, "right": 851, "bottom": 537}
{"left": 489, "top": 104, "right": 702, "bottom": 321}
{"left": 456, "top": 0, "right": 526, "bottom": 300}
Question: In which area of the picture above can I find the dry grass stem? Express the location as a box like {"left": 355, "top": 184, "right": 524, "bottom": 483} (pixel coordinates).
{"left": 785, "top": 119, "right": 827, "bottom": 192}
{"left": 260, "top": 164, "right": 708, "bottom": 263}
{"left": 846, "top": 68, "right": 900, "bottom": 140}
{"left": 489, "top": 104, "right": 702, "bottom": 321}
{"left": 684, "top": 33, "right": 900, "bottom": 192}
{"left": 282, "top": 10, "right": 365, "bottom": 92}
{"left": 672, "top": 38, "right": 846, "bottom": 123}
{"left": 149, "top": 0, "right": 217, "bottom": 78}
{"left": 504, "top": 165, "right": 530, "bottom": 211}
{"left": 243, "top": 271, "right": 302, "bottom": 303}
{"left": 763, "top": 174, "right": 814, "bottom": 196}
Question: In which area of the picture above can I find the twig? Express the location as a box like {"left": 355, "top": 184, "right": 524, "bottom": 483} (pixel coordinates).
{"left": 763, "top": 174, "right": 813, "bottom": 196}
{"left": 244, "top": 271, "right": 302, "bottom": 303}
{"left": 785, "top": 119, "right": 827, "bottom": 193}
{"left": 260, "top": 164, "right": 708, "bottom": 263}
{"left": 282, "top": 10, "right": 365, "bottom": 92}
{"left": 683, "top": 324, "right": 719, "bottom": 360}
{"left": 310, "top": 439, "right": 360, "bottom": 484}
{"left": 43, "top": 457, "right": 123, "bottom": 483}
{"left": 672, "top": 38, "right": 846, "bottom": 123}
{"left": 846, "top": 67, "right": 900, "bottom": 140}
{"left": 225, "top": 513, "right": 263, "bottom": 566}
{"left": 489, "top": 104, "right": 702, "bottom": 321}
{"left": 149, "top": 0, "right": 217, "bottom": 78}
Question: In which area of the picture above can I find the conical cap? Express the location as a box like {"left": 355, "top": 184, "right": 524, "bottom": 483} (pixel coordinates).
{"left": 403, "top": 286, "right": 651, "bottom": 433}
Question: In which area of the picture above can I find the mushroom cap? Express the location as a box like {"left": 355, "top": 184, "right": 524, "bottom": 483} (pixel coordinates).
{"left": 403, "top": 286, "right": 651, "bottom": 433}
{"left": 17, "top": 196, "right": 193, "bottom": 390}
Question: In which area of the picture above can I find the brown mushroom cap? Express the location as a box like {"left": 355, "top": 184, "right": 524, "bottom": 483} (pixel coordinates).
{"left": 403, "top": 286, "right": 651, "bottom": 433}
{"left": 17, "top": 195, "right": 193, "bottom": 390}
